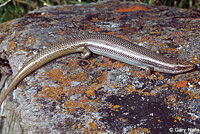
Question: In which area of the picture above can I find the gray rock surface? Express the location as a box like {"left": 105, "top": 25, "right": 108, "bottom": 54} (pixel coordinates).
{"left": 0, "top": 0, "right": 199, "bottom": 133}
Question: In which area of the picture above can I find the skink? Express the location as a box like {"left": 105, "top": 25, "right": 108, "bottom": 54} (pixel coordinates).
{"left": 0, "top": 34, "right": 195, "bottom": 106}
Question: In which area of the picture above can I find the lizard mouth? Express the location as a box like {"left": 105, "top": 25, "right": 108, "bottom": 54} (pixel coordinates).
{"left": 175, "top": 63, "right": 196, "bottom": 74}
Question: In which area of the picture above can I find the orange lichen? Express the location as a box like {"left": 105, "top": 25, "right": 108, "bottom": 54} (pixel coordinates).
{"left": 78, "top": 123, "right": 82, "bottom": 129}
{"left": 95, "top": 27, "right": 103, "bottom": 32}
{"left": 7, "top": 40, "right": 16, "bottom": 52}
{"left": 46, "top": 41, "right": 51, "bottom": 46}
{"left": 143, "top": 92, "right": 149, "bottom": 96}
{"left": 71, "top": 124, "right": 76, "bottom": 129}
{"left": 88, "top": 122, "right": 98, "bottom": 131}
{"left": 84, "top": 128, "right": 88, "bottom": 134}
{"left": 65, "top": 100, "right": 94, "bottom": 113}
{"left": 157, "top": 75, "right": 164, "bottom": 80}
{"left": 96, "top": 57, "right": 127, "bottom": 69}
{"left": 23, "top": 37, "right": 37, "bottom": 47}
{"left": 39, "top": 86, "right": 66, "bottom": 101}
{"left": 112, "top": 105, "right": 120, "bottom": 111}
{"left": 167, "top": 94, "right": 177, "bottom": 102}
{"left": 191, "top": 115, "right": 196, "bottom": 120}
{"left": 138, "top": 89, "right": 145, "bottom": 95}
{"left": 86, "top": 88, "right": 95, "bottom": 97}
{"left": 135, "top": 71, "right": 145, "bottom": 79}
{"left": 114, "top": 16, "right": 121, "bottom": 22}
{"left": 46, "top": 68, "right": 73, "bottom": 89}
{"left": 174, "top": 80, "right": 188, "bottom": 88}
{"left": 116, "top": 6, "right": 151, "bottom": 12}
{"left": 97, "top": 62, "right": 108, "bottom": 68}
{"left": 131, "top": 127, "right": 150, "bottom": 133}
{"left": 78, "top": 96, "right": 90, "bottom": 103}
{"left": 128, "top": 88, "right": 137, "bottom": 94}
{"left": 175, "top": 116, "right": 182, "bottom": 121}
{"left": 192, "top": 78, "right": 199, "bottom": 83}
{"left": 106, "top": 32, "right": 115, "bottom": 35}
{"left": 162, "top": 84, "right": 169, "bottom": 88}
{"left": 119, "top": 118, "right": 125, "bottom": 122}
{"left": 19, "top": 84, "right": 24, "bottom": 90}
{"left": 111, "top": 61, "right": 126, "bottom": 69}
{"left": 92, "top": 17, "right": 99, "bottom": 22}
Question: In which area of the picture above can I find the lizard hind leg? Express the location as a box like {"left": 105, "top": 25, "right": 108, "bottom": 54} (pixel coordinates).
{"left": 81, "top": 46, "right": 91, "bottom": 59}
{"left": 80, "top": 46, "right": 92, "bottom": 68}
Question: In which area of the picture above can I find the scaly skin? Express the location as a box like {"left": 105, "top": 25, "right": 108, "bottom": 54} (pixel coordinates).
{"left": 0, "top": 34, "right": 195, "bottom": 106}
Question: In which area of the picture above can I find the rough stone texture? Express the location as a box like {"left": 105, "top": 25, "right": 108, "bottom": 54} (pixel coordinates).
{"left": 0, "top": 0, "right": 200, "bottom": 133}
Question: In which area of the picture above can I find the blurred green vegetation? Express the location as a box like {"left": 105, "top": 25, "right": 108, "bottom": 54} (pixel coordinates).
{"left": 0, "top": 0, "right": 200, "bottom": 23}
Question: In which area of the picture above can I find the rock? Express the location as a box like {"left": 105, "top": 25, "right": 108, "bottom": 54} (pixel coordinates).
{"left": 0, "top": 1, "right": 199, "bottom": 133}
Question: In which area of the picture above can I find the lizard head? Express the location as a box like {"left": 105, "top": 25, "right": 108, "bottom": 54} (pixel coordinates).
{"left": 172, "top": 58, "right": 195, "bottom": 74}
